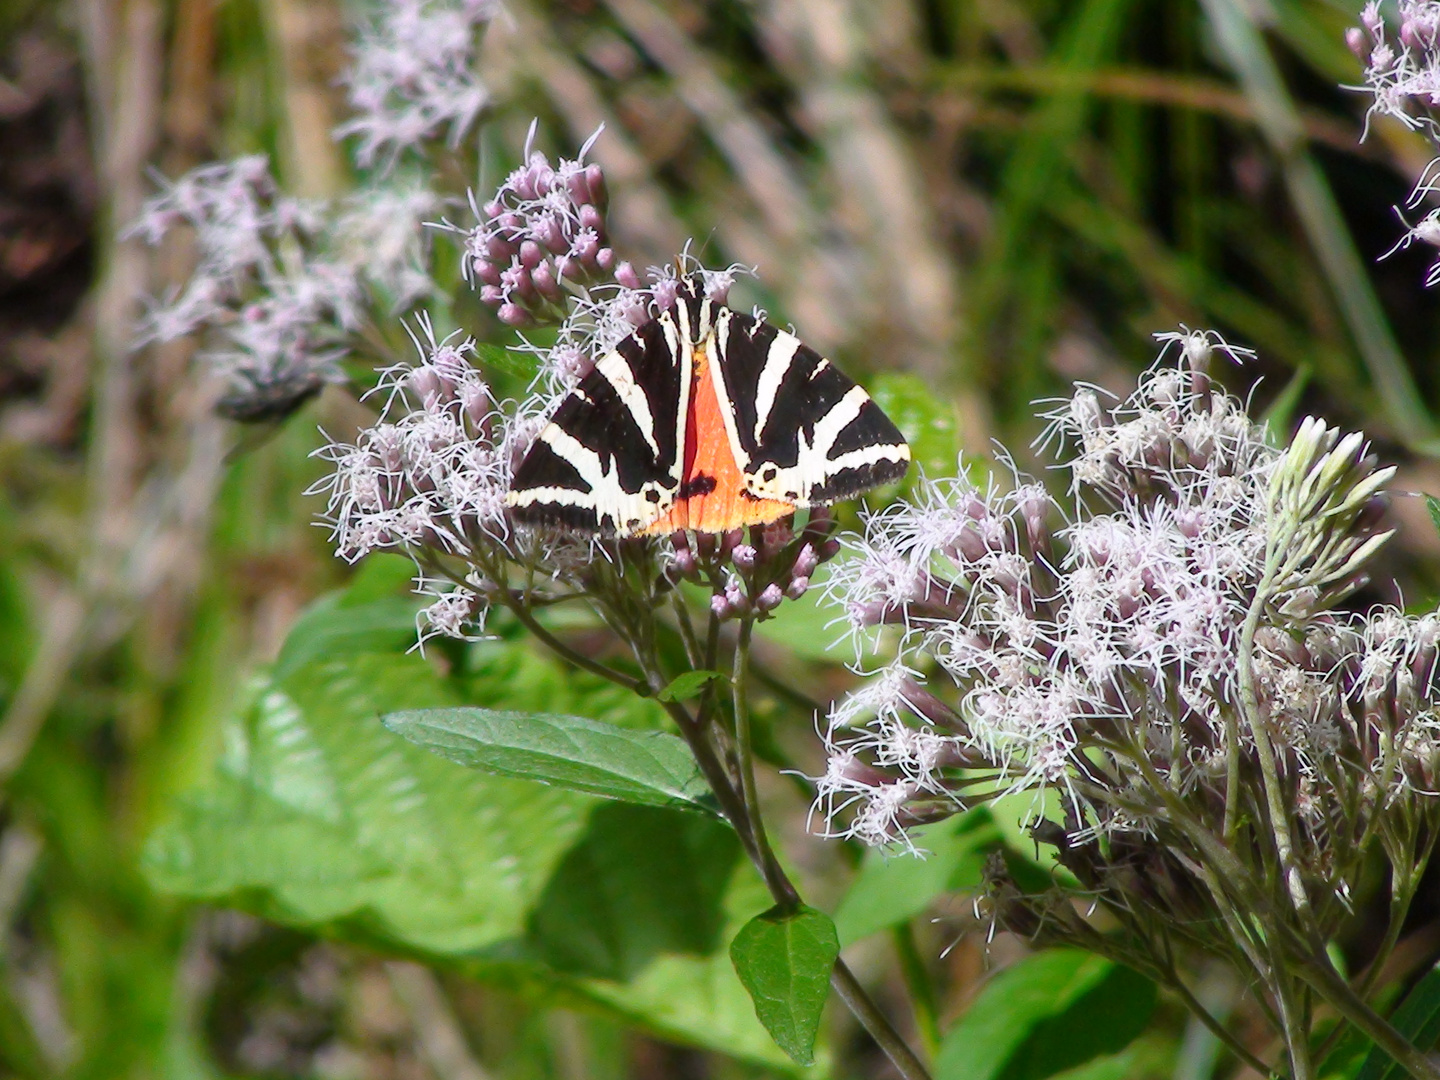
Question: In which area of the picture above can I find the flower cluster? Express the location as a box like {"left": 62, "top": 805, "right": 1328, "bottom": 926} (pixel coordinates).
{"left": 1350, "top": 1, "right": 1440, "bottom": 133}
{"left": 1349, "top": 2, "right": 1440, "bottom": 283}
{"left": 335, "top": 0, "right": 499, "bottom": 167}
{"left": 816, "top": 331, "right": 1432, "bottom": 888}
{"left": 458, "top": 125, "right": 614, "bottom": 327}
{"left": 129, "top": 157, "right": 438, "bottom": 419}
{"left": 310, "top": 319, "right": 543, "bottom": 640}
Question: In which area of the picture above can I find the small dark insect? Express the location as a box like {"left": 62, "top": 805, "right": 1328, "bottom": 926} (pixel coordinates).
{"left": 216, "top": 370, "right": 327, "bottom": 423}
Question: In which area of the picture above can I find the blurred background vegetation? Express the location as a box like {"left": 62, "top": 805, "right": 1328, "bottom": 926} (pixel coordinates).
{"left": 3, "top": 0, "right": 1440, "bottom": 1076}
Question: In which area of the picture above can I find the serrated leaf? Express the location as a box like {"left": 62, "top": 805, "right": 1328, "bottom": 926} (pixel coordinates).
{"left": 935, "top": 949, "right": 1156, "bottom": 1080}
{"left": 382, "top": 707, "right": 713, "bottom": 811}
{"left": 834, "top": 808, "right": 1002, "bottom": 946}
{"left": 1356, "top": 963, "right": 1440, "bottom": 1080}
{"left": 657, "top": 670, "right": 726, "bottom": 702}
{"left": 729, "top": 906, "right": 839, "bottom": 1065}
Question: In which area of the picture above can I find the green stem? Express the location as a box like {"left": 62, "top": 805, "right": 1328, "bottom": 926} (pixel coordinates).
{"left": 1164, "top": 968, "right": 1277, "bottom": 1078}
{"left": 495, "top": 588, "right": 651, "bottom": 696}
{"left": 626, "top": 640, "right": 930, "bottom": 1080}
{"left": 831, "top": 959, "right": 936, "bottom": 1080}
{"left": 1236, "top": 545, "right": 1313, "bottom": 927}
{"left": 1297, "top": 954, "right": 1440, "bottom": 1080}
{"left": 1272, "top": 959, "right": 1315, "bottom": 1080}
{"left": 732, "top": 616, "right": 793, "bottom": 907}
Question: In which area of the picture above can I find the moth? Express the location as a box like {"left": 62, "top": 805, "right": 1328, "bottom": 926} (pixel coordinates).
{"left": 507, "top": 276, "right": 910, "bottom": 536}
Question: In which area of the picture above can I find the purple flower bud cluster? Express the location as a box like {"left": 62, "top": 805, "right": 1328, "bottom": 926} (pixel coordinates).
{"left": 460, "top": 125, "right": 614, "bottom": 328}
{"left": 663, "top": 512, "right": 841, "bottom": 623}
{"left": 815, "top": 332, "right": 1431, "bottom": 873}
{"left": 335, "top": 0, "right": 499, "bottom": 168}
{"left": 449, "top": 127, "right": 751, "bottom": 389}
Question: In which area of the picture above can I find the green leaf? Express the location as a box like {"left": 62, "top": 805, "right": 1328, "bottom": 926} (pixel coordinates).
{"left": 1427, "top": 495, "right": 1440, "bottom": 540}
{"left": 272, "top": 557, "right": 419, "bottom": 680}
{"left": 148, "top": 578, "right": 801, "bottom": 1069}
{"left": 935, "top": 949, "right": 1156, "bottom": 1080}
{"left": 473, "top": 341, "right": 541, "bottom": 379}
{"left": 869, "top": 372, "right": 960, "bottom": 479}
{"left": 729, "top": 906, "right": 839, "bottom": 1065}
{"left": 657, "top": 669, "right": 727, "bottom": 702}
{"left": 146, "top": 654, "right": 595, "bottom": 955}
{"left": 834, "top": 808, "right": 1002, "bottom": 946}
{"left": 382, "top": 706, "right": 713, "bottom": 811}
{"left": 1356, "top": 963, "right": 1440, "bottom": 1080}
{"left": 527, "top": 803, "right": 741, "bottom": 980}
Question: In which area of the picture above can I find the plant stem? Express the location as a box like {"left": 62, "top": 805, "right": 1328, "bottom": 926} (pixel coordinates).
{"left": 624, "top": 651, "right": 931, "bottom": 1080}
{"left": 496, "top": 590, "right": 651, "bottom": 696}
{"left": 731, "top": 617, "right": 792, "bottom": 906}
{"left": 832, "top": 958, "right": 936, "bottom": 1080}
{"left": 1297, "top": 952, "right": 1440, "bottom": 1080}
{"left": 1236, "top": 549, "right": 1314, "bottom": 927}
{"left": 1272, "top": 962, "right": 1315, "bottom": 1080}
{"left": 1164, "top": 969, "right": 1277, "bottom": 1078}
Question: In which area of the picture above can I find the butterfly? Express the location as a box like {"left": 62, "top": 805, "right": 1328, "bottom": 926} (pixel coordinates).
{"left": 507, "top": 276, "right": 910, "bottom": 536}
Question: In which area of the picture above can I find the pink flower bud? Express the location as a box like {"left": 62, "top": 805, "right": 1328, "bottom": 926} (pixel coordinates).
{"left": 408, "top": 367, "right": 444, "bottom": 409}
{"left": 479, "top": 285, "right": 503, "bottom": 305}
{"left": 794, "top": 543, "right": 819, "bottom": 578}
{"left": 519, "top": 240, "right": 544, "bottom": 269}
{"left": 584, "top": 164, "right": 607, "bottom": 208}
{"left": 615, "top": 261, "right": 642, "bottom": 290}
{"left": 536, "top": 214, "right": 568, "bottom": 253}
{"left": 785, "top": 576, "right": 810, "bottom": 600}
{"left": 732, "top": 544, "right": 756, "bottom": 571}
{"left": 596, "top": 247, "right": 616, "bottom": 271}
{"left": 570, "top": 231, "right": 599, "bottom": 262}
{"left": 485, "top": 234, "right": 514, "bottom": 261}
{"left": 651, "top": 277, "right": 679, "bottom": 311}
{"left": 532, "top": 260, "right": 561, "bottom": 301}
{"left": 497, "top": 303, "right": 530, "bottom": 326}
{"left": 756, "top": 584, "right": 783, "bottom": 612}
{"left": 579, "top": 204, "right": 604, "bottom": 233}
{"left": 674, "top": 548, "right": 699, "bottom": 579}
{"left": 710, "top": 593, "right": 732, "bottom": 620}
{"left": 473, "top": 259, "right": 502, "bottom": 286}
{"left": 1347, "top": 26, "right": 1368, "bottom": 58}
